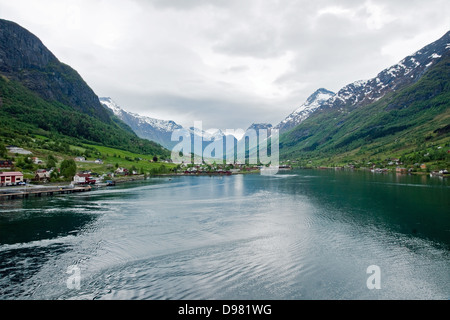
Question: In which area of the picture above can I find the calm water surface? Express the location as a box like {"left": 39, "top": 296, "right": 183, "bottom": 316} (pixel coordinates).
{"left": 0, "top": 170, "right": 449, "bottom": 300}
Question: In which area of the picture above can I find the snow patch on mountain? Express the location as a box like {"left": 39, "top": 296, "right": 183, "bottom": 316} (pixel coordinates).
{"left": 316, "top": 31, "right": 449, "bottom": 112}
{"left": 275, "top": 88, "right": 335, "bottom": 133}
{"left": 276, "top": 31, "right": 449, "bottom": 135}
{"left": 99, "top": 97, "right": 185, "bottom": 149}
{"left": 100, "top": 97, "right": 123, "bottom": 117}
{"left": 100, "top": 97, "right": 181, "bottom": 133}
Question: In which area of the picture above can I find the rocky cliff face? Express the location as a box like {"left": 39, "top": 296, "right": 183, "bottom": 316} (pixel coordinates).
{"left": 0, "top": 20, "right": 56, "bottom": 71}
{"left": 0, "top": 19, "right": 111, "bottom": 122}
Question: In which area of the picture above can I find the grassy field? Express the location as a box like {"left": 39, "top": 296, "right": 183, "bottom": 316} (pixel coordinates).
{"left": 77, "top": 143, "right": 177, "bottom": 174}
{"left": 4, "top": 135, "right": 177, "bottom": 182}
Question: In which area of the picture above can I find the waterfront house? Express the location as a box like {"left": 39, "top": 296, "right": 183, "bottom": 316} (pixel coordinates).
{"left": 35, "top": 172, "right": 50, "bottom": 182}
{"left": 35, "top": 170, "right": 51, "bottom": 182}
{"left": 73, "top": 173, "right": 96, "bottom": 185}
{"left": 115, "top": 167, "right": 124, "bottom": 173}
{"left": 115, "top": 167, "right": 129, "bottom": 175}
{"left": 73, "top": 173, "right": 89, "bottom": 184}
{"left": 0, "top": 172, "right": 24, "bottom": 186}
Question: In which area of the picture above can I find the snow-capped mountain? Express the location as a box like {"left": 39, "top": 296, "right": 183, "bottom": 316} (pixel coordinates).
{"left": 100, "top": 97, "right": 230, "bottom": 152}
{"left": 100, "top": 97, "right": 183, "bottom": 149}
{"left": 99, "top": 97, "right": 123, "bottom": 118}
{"left": 319, "top": 31, "right": 450, "bottom": 113}
{"left": 275, "top": 88, "right": 335, "bottom": 133}
{"left": 188, "top": 127, "right": 226, "bottom": 141}
{"left": 279, "top": 30, "right": 450, "bottom": 160}
{"left": 277, "top": 31, "right": 449, "bottom": 134}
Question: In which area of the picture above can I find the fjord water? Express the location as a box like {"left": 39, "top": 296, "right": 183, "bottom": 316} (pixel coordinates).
{"left": 0, "top": 170, "right": 449, "bottom": 300}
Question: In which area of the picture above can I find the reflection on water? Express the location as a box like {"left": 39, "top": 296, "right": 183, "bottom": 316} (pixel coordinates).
{"left": 0, "top": 171, "right": 449, "bottom": 300}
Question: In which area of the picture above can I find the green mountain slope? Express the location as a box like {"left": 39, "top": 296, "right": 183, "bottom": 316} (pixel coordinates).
{"left": 0, "top": 76, "right": 168, "bottom": 156}
{"left": 280, "top": 53, "right": 450, "bottom": 167}
{"left": 0, "top": 19, "right": 169, "bottom": 158}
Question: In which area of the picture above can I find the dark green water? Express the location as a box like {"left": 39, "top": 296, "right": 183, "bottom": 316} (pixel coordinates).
{"left": 0, "top": 169, "right": 449, "bottom": 299}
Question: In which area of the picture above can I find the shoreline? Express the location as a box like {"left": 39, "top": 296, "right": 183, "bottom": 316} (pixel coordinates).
{"left": 1, "top": 167, "right": 447, "bottom": 202}
{"left": 0, "top": 174, "right": 148, "bottom": 201}
{"left": 290, "top": 166, "right": 449, "bottom": 177}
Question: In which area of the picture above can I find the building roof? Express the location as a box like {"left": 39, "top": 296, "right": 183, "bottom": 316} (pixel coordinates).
{"left": 0, "top": 172, "right": 23, "bottom": 176}
{"left": 75, "top": 173, "right": 91, "bottom": 178}
{"left": 35, "top": 172, "right": 51, "bottom": 178}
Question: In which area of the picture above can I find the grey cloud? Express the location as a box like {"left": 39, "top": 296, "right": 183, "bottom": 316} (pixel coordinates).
{"left": 222, "top": 65, "right": 249, "bottom": 74}
{"left": 141, "top": 0, "right": 231, "bottom": 10}
{"left": 3, "top": 0, "right": 448, "bottom": 131}
{"left": 110, "top": 90, "right": 273, "bottom": 131}
{"left": 123, "top": 0, "right": 450, "bottom": 128}
{"left": 213, "top": 25, "right": 284, "bottom": 59}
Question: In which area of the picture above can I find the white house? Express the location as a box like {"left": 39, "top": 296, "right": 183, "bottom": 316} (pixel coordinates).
{"left": 73, "top": 173, "right": 91, "bottom": 184}
{"left": 74, "top": 157, "right": 86, "bottom": 162}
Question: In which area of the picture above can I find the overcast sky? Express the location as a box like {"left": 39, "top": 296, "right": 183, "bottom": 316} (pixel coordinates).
{"left": 1, "top": 0, "right": 449, "bottom": 130}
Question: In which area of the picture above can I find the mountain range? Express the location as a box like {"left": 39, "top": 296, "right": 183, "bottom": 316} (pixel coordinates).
{"left": 0, "top": 17, "right": 448, "bottom": 167}
{"left": 99, "top": 29, "right": 449, "bottom": 166}
{"left": 100, "top": 97, "right": 183, "bottom": 150}
{"left": 100, "top": 97, "right": 274, "bottom": 156}
{"left": 280, "top": 30, "right": 450, "bottom": 164}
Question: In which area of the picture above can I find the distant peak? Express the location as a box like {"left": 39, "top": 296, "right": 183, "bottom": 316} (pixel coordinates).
{"left": 99, "top": 97, "right": 125, "bottom": 117}
{"left": 306, "top": 88, "right": 335, "bottom": 105}
{"left": 316, "top": 88, "right": 334, "bottom": 94}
